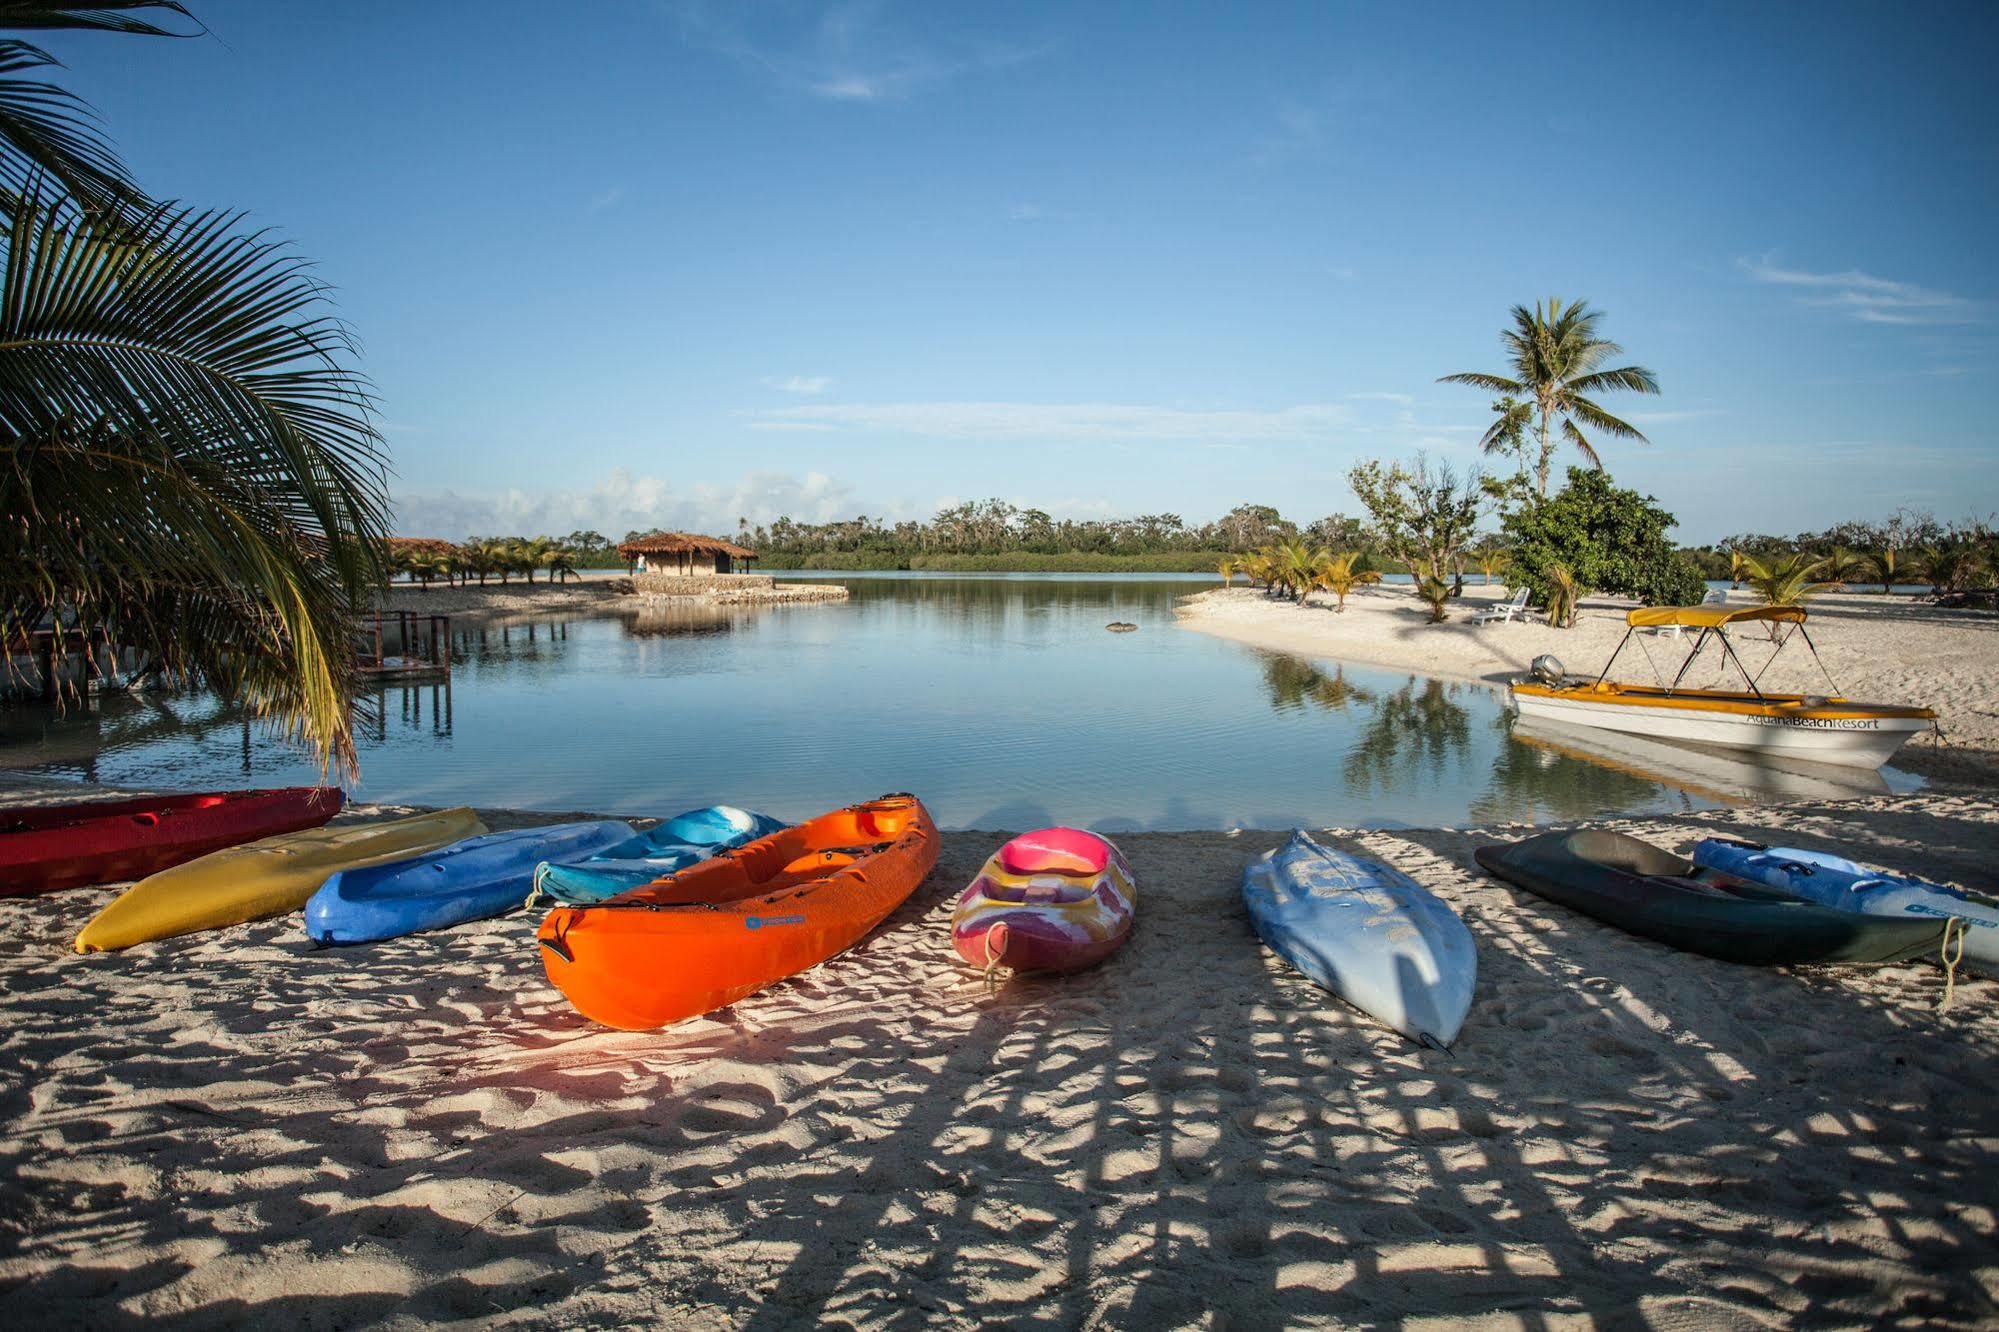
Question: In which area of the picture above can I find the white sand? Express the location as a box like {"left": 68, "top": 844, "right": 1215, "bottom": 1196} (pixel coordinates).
{"left": 3, "top": 788, "right": 1997, "bottom": 1326}
{"left": 1178, "top": 583, "right": 1999, "bottom": 783}
{"left": 380, "top": 580, "right": 629, "bottom": 623}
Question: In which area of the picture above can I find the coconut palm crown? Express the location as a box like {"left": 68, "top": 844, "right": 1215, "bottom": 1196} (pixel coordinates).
{"left": 1439, "top": 299, "right": 1660, "bottom": 497}
{"left": 0, "top": 3, "right": 390, "bottom": 774}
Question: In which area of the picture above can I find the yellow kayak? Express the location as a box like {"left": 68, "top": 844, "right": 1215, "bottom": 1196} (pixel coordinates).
{"left": 74, "top": 807, "right": 486, "bottom": 953}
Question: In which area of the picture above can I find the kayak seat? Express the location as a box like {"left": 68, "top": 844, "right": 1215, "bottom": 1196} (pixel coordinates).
{"left": 973, "top": 874, "right": 1093, "bottom": 906}
{"left": 999, "top": 827, "right": 1112, "bottom": 877}
{"left": 1657, "top": 875, "right": 1739, "bottom": 899}
{"left": 1562, "top": 829, "right": 1692, "bottom": 879}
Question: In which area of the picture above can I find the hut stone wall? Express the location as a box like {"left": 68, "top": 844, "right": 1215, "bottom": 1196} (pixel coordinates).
{"left": 631, "top": 572, "right": 771, "bottom": 597}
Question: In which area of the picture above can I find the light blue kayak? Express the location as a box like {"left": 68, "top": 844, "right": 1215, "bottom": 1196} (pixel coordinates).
{"left": 1695, "top": 838, "right": 1999, "bottom": 969}
{"left": 528, "top": 805, "right": 786, "bottom": 906}
{"left": 306, "top": 819, "right": 635, "bottom": 945}
{"left": 1243, "top": 831, "right": 1477, "bottom": 1046}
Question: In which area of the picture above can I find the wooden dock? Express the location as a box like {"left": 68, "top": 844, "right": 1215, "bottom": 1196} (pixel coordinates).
{"left": 355, "top": 611, "right": 452, "bottom": 681}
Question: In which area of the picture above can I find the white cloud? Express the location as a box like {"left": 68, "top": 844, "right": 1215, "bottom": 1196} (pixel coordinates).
{"left": 1347, "top": 391, "right": 1413, "bottom": 405}
{"left": 1739, "top": 256, "right": 1982, "bottom": 325}
{"left": 672, "top": 1, "right": 1040, "bottom": 103}
{"left": 390, "top": 468, "right": 855, "bottom": 542}
{"left": 745, "top": 400, "right": 1351, "bottom": 443}
{"left": 587, "top": 185, "right": 625, "bottom": 213}
{"left": 1005, "top": 202, "right": 1045, "bottom": 222}
{"left": 761, "top": 374, "right": 833, "bottom": 394}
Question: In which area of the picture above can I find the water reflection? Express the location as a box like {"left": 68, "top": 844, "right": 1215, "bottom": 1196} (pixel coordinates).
{"left": 0, "top": 575, "right": 1919, "bottom": 829}
{"left": 1472, "top": 719, "right": 1682, "bottom": 825}
{"left": 1343, "top": 677, "right": 1477, "bottom": 795}
{"left": 369, "top": 679, "right": 454, "bottom": 744}
{"left": 619, "top": 603, "right": 744, "bottom": 639}
{"left": 1500, "top": 718, "right": 1893, "bottom": 809}
{"left": 1258, "top": 654, "right": 1374, "bottom": 714}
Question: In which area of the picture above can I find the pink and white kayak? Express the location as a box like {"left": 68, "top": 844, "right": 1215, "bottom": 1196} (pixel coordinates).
{"left": 952, "top": 827, "right": 1136, "bottom": 974}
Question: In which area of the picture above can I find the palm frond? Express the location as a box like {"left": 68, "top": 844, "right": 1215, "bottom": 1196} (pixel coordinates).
{"left": 0, "top": 40, "right": 136, "bottom": 217}
{"left": 1436, "top": 372, "right": 1522, "bottom": 393}
{"left": 0, "top": 191, "right": 389, "bottom": 771}
{"left": 1566, "top": 365, "right": 1660, "bottom": 397}
{"left": 0, "top": 2, "right": 195, "bottom": 35}
{"left": 1562, "top": 395, "right": 1650, "bottom": 442}
{"left": 1739, "top": 551, "right": 1828, "bottom": 606}
{"left": 1559, "top": 418, "right": 1602, "bottom": 469}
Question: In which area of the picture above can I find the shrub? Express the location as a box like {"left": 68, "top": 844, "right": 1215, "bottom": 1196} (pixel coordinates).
{"left": 1505, "top": 468, "right": 1706, "bottom": 621}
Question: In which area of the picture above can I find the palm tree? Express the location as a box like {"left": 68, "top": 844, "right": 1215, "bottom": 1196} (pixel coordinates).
{"left": 1911, "top": 540, "right": 1983, "bottom": 596}
{"left": 1738, "top": 551, "right": 1827, "bottom": 606}
{"left": 1215, "top": 556, "right": 1239, "bottom": 587}
{"left": 1870, "top": 546, "right": 1899, "bottom": 596}
{"left": 518, "top": 536, "right": 555, "bottom": 585}
{"left": 0, "top": 5, "right": 389, "bottom": 772}
{"left": 1414, "top": 562, "right": 1453, "bottom": 623}
{"left": 1273, "top": 538, "right": 1320, "bottom": 604}
{"left": 457, "top": 538, "right": 494, "bottom": 587}
{"left": 1440, "top": 299, "right": 1660, "bottom": 497}
{"left": 1239, "top": 551, "right": 1276, "bottom": 592}
{"left": 1473, "top": 546, "right": 1511, "bottom": 586}
{"left": 1542, "top": 562, "right": 1579, "bottom": 629}
{"left": 1313, "top": 551, "right": 1381, "bottom": 613}
{"left": 1818, "top": 547, "right": 1873, "bottom": 591}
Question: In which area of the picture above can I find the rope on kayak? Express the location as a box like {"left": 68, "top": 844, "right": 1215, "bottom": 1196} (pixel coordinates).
{"left": 982, "top": 926, "right": 1004, "bottom": 992}
{"left": 1940, "top": 917, "right": 1968, "bottom": 1012}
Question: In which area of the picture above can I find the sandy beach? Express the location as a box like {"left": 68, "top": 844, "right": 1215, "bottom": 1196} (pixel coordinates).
{"left": 1178, "top": 584, "right": 1999, "bottom": 785}
{"left": 5, "top": 578, "right": 1998, "bottom": 1327}
{"left": 2, "top": 781, "right": 1996, "bottom": 1327}
{"left": 379, "top": 579, "right": 632, "bottom": 623}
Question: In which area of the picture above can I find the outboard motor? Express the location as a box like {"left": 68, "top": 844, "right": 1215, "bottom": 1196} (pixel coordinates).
{"left": 1529, "top": 654, "right": 1565, "bottom": 685}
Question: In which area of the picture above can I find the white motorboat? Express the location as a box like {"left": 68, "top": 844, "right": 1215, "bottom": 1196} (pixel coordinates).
{"left": 1509, "top": 605, "right": 1935, "bottom": 770}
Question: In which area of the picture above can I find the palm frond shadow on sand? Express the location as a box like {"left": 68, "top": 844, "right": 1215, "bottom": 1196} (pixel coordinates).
{"left": 2, "top": 805, "right": 1996, "bottom": 1325}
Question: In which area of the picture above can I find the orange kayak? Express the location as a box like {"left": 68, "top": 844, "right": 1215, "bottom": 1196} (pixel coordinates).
{"left": 537, "top": 794, "right": 939, "bottom": 1030}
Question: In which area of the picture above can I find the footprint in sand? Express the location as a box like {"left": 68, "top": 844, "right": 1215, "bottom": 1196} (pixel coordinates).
{"left": 677, "top": 1081, "right": 785, "bottom": 1136}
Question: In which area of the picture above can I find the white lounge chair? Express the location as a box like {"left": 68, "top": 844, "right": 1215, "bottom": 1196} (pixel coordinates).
{"left": 1472, "top": 587, "right": 1532, "bottom": 625}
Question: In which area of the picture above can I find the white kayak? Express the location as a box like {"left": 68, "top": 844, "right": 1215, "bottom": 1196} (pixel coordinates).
{"left": 1694, "top": 838, "right": 1999, "bottom": 971}
{"left": 1242, "top": 831, "right": 1477, "bottom": 1046}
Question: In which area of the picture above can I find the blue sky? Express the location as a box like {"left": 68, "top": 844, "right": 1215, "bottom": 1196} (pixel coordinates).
{"left": 50, "top": 0, "right": 1999, "bottom": 543}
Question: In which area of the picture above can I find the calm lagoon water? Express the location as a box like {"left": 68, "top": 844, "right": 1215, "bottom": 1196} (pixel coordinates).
{"left": 2, "top": 575, "right": 1917, "bottom": 830}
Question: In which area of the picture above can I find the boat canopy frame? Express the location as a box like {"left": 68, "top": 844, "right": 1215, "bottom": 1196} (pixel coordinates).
{"left": 1591, "top": 604, "right": 1841, "bottom": 701}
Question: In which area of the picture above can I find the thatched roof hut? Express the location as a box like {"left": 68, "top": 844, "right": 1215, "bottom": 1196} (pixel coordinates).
{"left": 616, "top": 532, "right": 757, "bottom": 576}
{"left": 386, "top": 537, "right": 458, "bottom": 559}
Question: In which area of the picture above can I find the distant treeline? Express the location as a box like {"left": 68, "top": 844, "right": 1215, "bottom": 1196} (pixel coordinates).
{"left": 394, "top": 502, "right": 1992, "bottom": 586}
{"left": 739, "top": 499, "right": 1992, "bottom": 584}
{"left": 744, "top": 500, "right": 1370, "bottom": 570}
{"left": 774, "top": 551, "right": 1231, "bottom": 573}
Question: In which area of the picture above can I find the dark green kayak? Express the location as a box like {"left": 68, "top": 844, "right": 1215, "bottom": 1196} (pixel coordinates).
{"left": 1473, "top": 829, "right": 1945, "bottom": 966}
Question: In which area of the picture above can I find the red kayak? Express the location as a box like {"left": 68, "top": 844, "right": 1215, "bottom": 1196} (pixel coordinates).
{"left": 0, "top": 787, "right": 344, "bottom": 896}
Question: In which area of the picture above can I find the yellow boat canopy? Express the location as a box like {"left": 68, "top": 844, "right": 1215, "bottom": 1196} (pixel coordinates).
{"left": 1625, "top": 604, "right": 1808, "bottom": 629}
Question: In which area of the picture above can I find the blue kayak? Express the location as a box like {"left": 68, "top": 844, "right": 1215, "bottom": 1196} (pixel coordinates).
{"left": 529, "top": 805, "right": 786, "bottom": 906}
{"left": 1695, "top": 837, "right": 1999, "bottom": 969}
{"left": 1243, "top": 831, "right": 1477, "bottom": 1047}
{"left": 306, "top": 819, "right": 635, "bottom": 945}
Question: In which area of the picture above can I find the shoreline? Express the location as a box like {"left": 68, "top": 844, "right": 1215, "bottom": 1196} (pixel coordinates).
{"left": 1175, "top": 584, "right": 1999, "bottom": 786}
{"left": 377, "top": 575, "right": 846, "bottom": 623}
{"left": 0, "top": 783, "right": 1994, "bottom": 1325}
